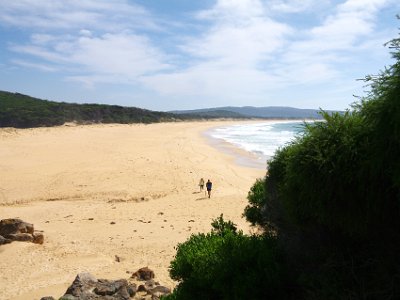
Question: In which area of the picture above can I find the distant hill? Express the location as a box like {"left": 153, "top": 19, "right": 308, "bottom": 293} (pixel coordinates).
{"left": 170, "top": 106, "right": 332, "bottom": 119}
{"left": 175, "top": 109, "right": 248, "bottom": 119}
{"left": 0, "top": 90, "right": 335, "bottom": 128}
{"left": 0, "top": 91, "right": 184, "bottom": 128}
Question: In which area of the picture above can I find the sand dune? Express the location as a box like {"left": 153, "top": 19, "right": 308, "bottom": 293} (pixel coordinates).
{"left": 0, "top": 121, "right": 265, "bottom": 300}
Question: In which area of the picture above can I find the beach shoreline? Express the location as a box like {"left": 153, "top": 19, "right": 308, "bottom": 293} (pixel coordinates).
{"left": 204, "top": 128, "right": 269, "bottom": 170}
{"left": 204, "top": 119, "right": 308, "bottom": 170}
{"left": 0, "top": 121, "right": 266, "bottom": 299}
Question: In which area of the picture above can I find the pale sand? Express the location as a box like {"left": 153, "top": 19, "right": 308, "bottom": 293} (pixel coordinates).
{"left": 0, "top": 121, "right": 266, "bottom": 300}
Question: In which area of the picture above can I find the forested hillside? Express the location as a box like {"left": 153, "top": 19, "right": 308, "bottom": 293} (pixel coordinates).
{"left": 170, "top": 106, "right": 333, "bottom": 119}
{"left": 0, "top": 91, "right": 328, "bottom": 129}
{"left": 0, "top": 91, "right": 180, "bottom": 128}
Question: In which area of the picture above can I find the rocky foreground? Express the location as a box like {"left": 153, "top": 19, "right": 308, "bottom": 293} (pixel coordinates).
{"left": 41, "top": 267, "right": 171, "bottom": 300}
{"left": 0, "top": 219, "right": 171, "bottom": 299}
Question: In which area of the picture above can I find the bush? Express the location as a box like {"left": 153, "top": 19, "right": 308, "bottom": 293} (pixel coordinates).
{"left": 243, "top": 29, "right": 400, "bottom": 299}
{"left": 210, "top": 213, "right": 238, "bottom": 234}
{"left": 243, "top": 178, "right": 266, "bottom": 227}
{"left": 168, "top": 216, "right": 290, "bottom": 300}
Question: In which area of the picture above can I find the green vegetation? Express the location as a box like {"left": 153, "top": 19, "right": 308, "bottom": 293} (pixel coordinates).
{"left": 3, "top": 91, "right": 296, "bottom": 128}
{"left": 165, "top": 215, "right": 289, "bottom": 300}
{"left": 166, "top": 26, "right": 400, "bottom": 299}
{"left": 0, "top": 91, "right": 184, "bottom": 128}
{"left": 170, "top": 106, "right": 332, "bottom": 119}
{"left": 0, "top": 91, "right": 182, "bottom": 128}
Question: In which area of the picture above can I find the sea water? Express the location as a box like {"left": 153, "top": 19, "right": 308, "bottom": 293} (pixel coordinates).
{"left": 208, "top": 121, "right": 307, "bottom": 169}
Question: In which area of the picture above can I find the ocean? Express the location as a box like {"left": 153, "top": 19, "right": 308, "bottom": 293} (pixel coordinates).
{"left": 208, "top": 121, "right": 306, "bottom": 169}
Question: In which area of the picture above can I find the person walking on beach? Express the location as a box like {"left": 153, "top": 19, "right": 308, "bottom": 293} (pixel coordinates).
{"left": 199, "top": 178, "right": 205, "bottom": 192}
{"left": 206, "top": 179, "right": 212, "bottom": 198}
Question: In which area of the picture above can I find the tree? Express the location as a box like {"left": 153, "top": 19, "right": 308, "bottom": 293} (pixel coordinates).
{"left": 245, "top": 25, "right": 400, "bottom": 299}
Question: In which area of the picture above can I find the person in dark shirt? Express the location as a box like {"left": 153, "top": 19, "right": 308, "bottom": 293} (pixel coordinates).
{"left": 206, "top": 179, "right": 212, "bottom": 198}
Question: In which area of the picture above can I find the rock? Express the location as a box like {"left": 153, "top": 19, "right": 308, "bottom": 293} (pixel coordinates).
{"left": 136, "top": 279, "right": 156, "bottom": 293}
{"left": 135, "top": 295, "right": 153, "bottom": 300}
{"left": 134, "top": 279, "right": 170, "bottom": 299}
{"left": 127, "top": 283, "right": 137, "bottom": 297}
{"left": 33, "top": 231, "right": 44, "bottom": 244}
{"left": 0, "top": 219, "right": 44, "bottom": 246}
{"left": 131, "top": 267, "right": 155, "bottom": 281}
{"left": 94, "top": 279, "right": 128, "bottom": 296}
{"left": 137, "top": 284, "right": 147, "bottom": 292}
{"left": 149, "top": 285, "right": 171, "bottom": 297}
{"left": 53, "top": 269, "right": 169, "bottom": 300}
{"left": 0, "top": 218, "right": 34, "bottom": 236}
{"left": 64, "top": 272, "right": 98, "bottom": 297}
{"left": 0, "top": 235, "right": 11, "bottom": 245}
{"left": 61, "top": 272, "right": 136, "bottom": 299}
{"left": 40, "top": 297, "right": 55, "bottom": 300}
{"left": 59, "top": 295, "right": 77, "bottom": 300}
{"left": 6, "top": 233, "right": 34, "bottom": 242}
{"left": 145, "top": 279, "right": 156, "bottom": 290}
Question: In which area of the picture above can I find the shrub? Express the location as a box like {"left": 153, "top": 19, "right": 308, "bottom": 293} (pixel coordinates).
{"left": 243, "top": 178, "right": 266, "bottom": 226}
{"left": 243, "top": 29, "right": 400, "bottom": 299}
{"left": 168, "top": 216, "right": 289, "bottom": 300}
{"left": 210, "top": 213, "right": 238, "bottom": 234}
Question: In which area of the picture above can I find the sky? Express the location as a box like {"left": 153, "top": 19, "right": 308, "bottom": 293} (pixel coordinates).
{"left": 0, "top": 0, "right": 399, "bottom": 111}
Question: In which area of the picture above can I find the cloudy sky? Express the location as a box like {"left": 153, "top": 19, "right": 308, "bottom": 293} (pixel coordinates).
{"left": 0, "top": 0, "right": 398, "bottom": 111}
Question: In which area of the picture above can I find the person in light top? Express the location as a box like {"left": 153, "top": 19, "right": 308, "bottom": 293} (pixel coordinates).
{"left": 199, "top": 178, "right": 204, "bottom": 192}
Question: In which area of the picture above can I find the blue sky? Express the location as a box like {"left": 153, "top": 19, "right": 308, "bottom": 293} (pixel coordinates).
{"left": 0, "top": 0, "right": 399, "bottom": 111}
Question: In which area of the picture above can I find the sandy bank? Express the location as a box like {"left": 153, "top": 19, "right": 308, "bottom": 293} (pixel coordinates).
{"left": 0, "top": 121, "right": 266, "bottom": 300}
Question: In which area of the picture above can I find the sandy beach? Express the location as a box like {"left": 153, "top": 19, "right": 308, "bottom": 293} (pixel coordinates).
{"left": 0, "top": 121, "right": 266, "bottom": 300}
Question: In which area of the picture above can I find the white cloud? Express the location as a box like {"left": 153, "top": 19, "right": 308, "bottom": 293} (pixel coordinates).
{"left": 141, "top": 0, "right": 396, "bottom": 106}
{"left": 141, "top": 65, "right": 278, "bottom": 98}
{"left": 11, "top": 59, "right": 57, "bottom": 72}
{"left": 268, "top": 0, "right": 327, "bottom": 13}
{"left": 79, "top": 29, "right": 93, "bottom": 37}
{"left": 197, "top": 0, "right": 266, "bottom": 20}
{"left": 181, "top": 18, "right": 291, "bottom": 66}
{"left": 310, "top": 0, "right": 388, "bottom": 46}
{"left": 69, "top": 33, "right": 171, "bottom": 76}
{"left": 270, "top": 0, "right": 393, "bottom": 86}
{"left": 3, "top": 0, "right": 171, "bottom": 86}
{"left": 30, "top": 34, "right": 57, "bottom": 45}
{"left": 11, "top": 32, "right": 171, "bottom": 86}
{"left": 1, "top": 0, "right": 398, "bottom": 109}
{"left": 0, "top": 0, "right": 158, "bottom": 31}
{"left": 10, "top": 44, "right": 68, "bottom": 64}
{"left": 143, "top": 0, "right": 292, "bottom": 99}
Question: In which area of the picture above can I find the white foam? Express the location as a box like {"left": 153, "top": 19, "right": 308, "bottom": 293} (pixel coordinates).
{"left": 210, "top": 121, "right": 305, "bottom": 158}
